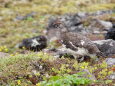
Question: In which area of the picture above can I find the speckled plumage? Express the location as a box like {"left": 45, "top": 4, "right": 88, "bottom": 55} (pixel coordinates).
{"left": 60, "top": 31, "right": 101, "bottom": 57}
{"left": 47, "top": 18, "right": 103, "bottom": 60}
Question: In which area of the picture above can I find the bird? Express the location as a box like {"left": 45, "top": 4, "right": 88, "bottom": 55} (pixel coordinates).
{"left": 18, "top": 35, "right": 47, "bottom": 51}
{"left": 51, "top": 19, "right": 103, "bottom": 61}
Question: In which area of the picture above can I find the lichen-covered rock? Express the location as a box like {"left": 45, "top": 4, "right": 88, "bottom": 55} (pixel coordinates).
{"left": 93, "top": 39, "right": 115, "bottom": 56}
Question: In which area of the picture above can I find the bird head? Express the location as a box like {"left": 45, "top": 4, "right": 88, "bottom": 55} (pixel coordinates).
{"left": 47, "top": 17, "right": 68, "bottom": 31}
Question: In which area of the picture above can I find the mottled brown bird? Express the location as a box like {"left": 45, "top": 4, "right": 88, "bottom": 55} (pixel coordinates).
{"left": 46, "top": 18, "right": 103, "bottom": 61}
{"left": 56, "top": 19, "right": 103, "bottom": 61}
{"left": 60, "top": 31, "right": 102, "bottom": 59}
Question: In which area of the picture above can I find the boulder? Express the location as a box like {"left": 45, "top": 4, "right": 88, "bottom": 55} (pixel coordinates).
{"left": 105, "top": 24, "right": 115, "bottom": 40}
{"left": 93, "top": 39, "right": 115, "bottom": 56}
{"left": 17, "top": 35, "right": 47, "bottom": 51}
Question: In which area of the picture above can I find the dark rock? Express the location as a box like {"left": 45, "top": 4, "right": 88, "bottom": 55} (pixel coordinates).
{"left": 105, "top": 24, "right": 115, "bottom": 40}
{"left": 46, "top": 10, "right": 114, "bottom": 41}
{"left": 60, "top": 13, "right": 84, "bottom": 32}
{"left": 93, "top": 39, "right": 115, "bottom": 56}
{"left": 18, "top": 35, "right": 47, "bottom": 51}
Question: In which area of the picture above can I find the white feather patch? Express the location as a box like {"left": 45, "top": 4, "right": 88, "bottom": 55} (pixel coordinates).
{"left": 61, "top": 44, "right": 88, "bottom": 58}
{"left": 31, "top": 39, "right": 40, "bottom": 47}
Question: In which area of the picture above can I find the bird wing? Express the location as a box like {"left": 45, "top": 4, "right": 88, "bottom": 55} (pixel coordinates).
{"left": 61, "top": 32, "right": 100, "bottom": 54}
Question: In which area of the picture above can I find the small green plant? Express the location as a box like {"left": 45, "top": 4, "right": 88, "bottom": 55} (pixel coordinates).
{"left": 39, "top": 72, "right": 92, "bottom": 86}
{"left": 51, "top": 64, "right": 72, "bottom": 74}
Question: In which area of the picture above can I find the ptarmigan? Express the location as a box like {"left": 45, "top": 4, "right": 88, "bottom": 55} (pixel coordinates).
{"left": 54, "top": 19, "right": 103, "bottom": 61}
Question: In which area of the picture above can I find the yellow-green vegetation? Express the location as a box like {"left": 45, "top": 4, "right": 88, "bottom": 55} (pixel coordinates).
{"left": 0, "top": 52, "right": 114, "bottom": 85}
{"left": 0, "top": 46, "right": 8, "bottom": 52}
{"left": 0, "top": 52, "right": 41, "bottom": 85}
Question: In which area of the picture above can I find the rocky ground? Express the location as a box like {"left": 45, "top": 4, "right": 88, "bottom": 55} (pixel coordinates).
{"left": 0, "top": 0, "right": 115, "bottom": 86}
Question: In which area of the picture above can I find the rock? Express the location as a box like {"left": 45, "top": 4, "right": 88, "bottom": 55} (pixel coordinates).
{"left": 46, "top": 10, "right": 115, "bottom": 48}
{"left": 105, "top": 58, "right": 115, "bottom": 66}
{"left": 107, "top": 71, "right": 115, "bottom": 80}
{"left": 88, "top": 19, "right": 112, "bottom": 34}
{"left": 17, "top": 35, "right": 47, "bottom": 51}
{"left": 91, "top": 10, "right": 113, "bottom": 16}
{"left": 14, "top": 12, "right": 37, "bottom": 21}
{"left": 15, "top": 16, "right": 26, "bottom": 21}
{"left": 93, "top": 39, "right": 115, "bottom": 56}
{"left": 105, "top": 24, "right": 115, "bottom": 40}
{"left": 46, "top": 10, "right": 114, "bottom": 42}
{"left": 0, "top": 52, "right": 9, "bottom": 58}
{"left": 46, "top": 17, "right": 90, "bottom": 42}
{"left": 96, "top": 20, "right": 112, "bottom": 30}
{"left": 46, "top": 14, "right": 88, "bottom": 41}
{"left": 108, "top": 73, "right": 115, "bottom": 80}
{"left": 60, "top": 13, "right": 85, "bottom": 32}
